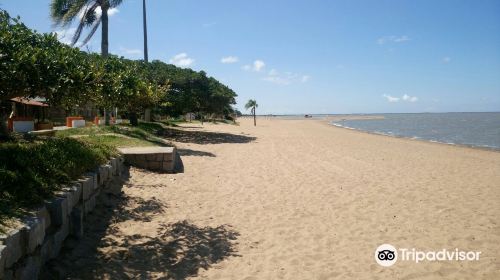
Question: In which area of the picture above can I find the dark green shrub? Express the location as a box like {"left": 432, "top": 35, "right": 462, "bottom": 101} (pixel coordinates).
{"left": 0, "top": 137, "right": 116, "bottom": 224}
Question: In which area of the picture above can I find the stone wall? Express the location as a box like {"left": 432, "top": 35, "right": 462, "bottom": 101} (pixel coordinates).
{"left": 0, "top": 157, "right": 125, "bottom": 280}
{"left": 118, "top": 147, "right": 176, "bottom": 173}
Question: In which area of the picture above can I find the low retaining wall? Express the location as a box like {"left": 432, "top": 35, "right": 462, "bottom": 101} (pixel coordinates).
{"left": 0, "top": 157, "right": 125, "bottom": 280}
{"left": 118, "top": 147, "right": 176, "bottom": 173}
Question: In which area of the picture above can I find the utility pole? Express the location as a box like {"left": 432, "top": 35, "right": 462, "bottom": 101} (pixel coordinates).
{"left": 143, "top": 0, "right": 151, "bottom": 122}
{"left": 143, "top": 0, "right": 148, "bottom": 62}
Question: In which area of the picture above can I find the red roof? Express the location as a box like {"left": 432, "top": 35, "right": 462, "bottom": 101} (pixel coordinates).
{"left": 10, "top": 97, "right": 49, "bottom": 107}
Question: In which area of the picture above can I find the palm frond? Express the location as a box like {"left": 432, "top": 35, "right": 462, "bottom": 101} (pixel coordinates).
{"left": 79, "top": 16, "right": 102, "bottom": 47}
{"left": 108, "top": 0, "right": 123, "bottom": 8}
{"left": 71, "top": 3, "right": 98, "bottom": 46}
{"left": 50, "top": 0, "right": 91, "bottom": 26}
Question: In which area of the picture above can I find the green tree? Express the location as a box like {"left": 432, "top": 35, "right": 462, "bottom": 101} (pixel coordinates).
{"left": 50, "top": 0, "right": 124, "bottom": 57}
{"left": 0, "top": 10, "right": 100, "bottom": 137}
{"left": 245, "top": 99, "right": 258, "bottom": 126}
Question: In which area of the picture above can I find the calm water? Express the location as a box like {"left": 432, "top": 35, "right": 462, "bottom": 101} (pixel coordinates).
{"left": 331, "top": 112, "right": 500, "bottom": 150}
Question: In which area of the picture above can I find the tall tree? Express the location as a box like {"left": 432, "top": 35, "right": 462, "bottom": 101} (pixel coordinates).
{"left": 50, "top": 0, "right": 124, "bottom": 57}
{"left": 245, "top": 99, "right": 258, "bottom": 126}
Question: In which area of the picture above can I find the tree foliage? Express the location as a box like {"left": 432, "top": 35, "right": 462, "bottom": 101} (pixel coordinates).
{"left": 0, "top": 9, "right": 237, "bottom": 120}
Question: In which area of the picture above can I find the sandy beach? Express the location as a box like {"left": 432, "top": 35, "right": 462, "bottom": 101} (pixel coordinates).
{"left": 47, "top": 118, "right": 500, "bottom": 279}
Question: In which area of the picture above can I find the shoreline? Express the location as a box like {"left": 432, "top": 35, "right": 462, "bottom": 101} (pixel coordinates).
{"left": 324, "top": 120, "right": 500, "bottom": 153}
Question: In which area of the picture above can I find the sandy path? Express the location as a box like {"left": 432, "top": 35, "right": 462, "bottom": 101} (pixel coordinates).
{"left": 48, "top": 118, "right": 500, "bottom": 279}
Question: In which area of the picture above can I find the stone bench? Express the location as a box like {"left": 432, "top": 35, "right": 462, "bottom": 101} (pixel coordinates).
{"left": 118, "top": 147, "right": 176, "bottom": 173}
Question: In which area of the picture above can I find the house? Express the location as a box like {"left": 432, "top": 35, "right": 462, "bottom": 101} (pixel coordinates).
{"left": 7, "top": 97, "right": 51, "bottom": 132}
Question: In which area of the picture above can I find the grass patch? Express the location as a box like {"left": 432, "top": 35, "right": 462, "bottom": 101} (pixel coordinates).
{"left": 78, "top": 135, "right": 158, "bottom": 147}
{"left": 56, "top": 122, "right": 171, "bottom": 148}
{"left": 0, "top": 137, "right": 117, "bottom": 230}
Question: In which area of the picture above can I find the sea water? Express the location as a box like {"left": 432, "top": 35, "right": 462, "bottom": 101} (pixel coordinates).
{"left": 331, "top": 112, "right": 500, "bottom": 150}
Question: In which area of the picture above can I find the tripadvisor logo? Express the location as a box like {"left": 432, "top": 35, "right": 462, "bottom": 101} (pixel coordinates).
{"left": 375, "top": 244, "right": 481, "bottom": 267}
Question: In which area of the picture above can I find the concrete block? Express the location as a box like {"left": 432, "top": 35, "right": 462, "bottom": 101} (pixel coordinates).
{"left": 45, "top": 196, "right": 68, "bottom": 228}
{"left": 70, "top": 205, "right": 84, "bottom": 239}
{"left": 110, "top": 158, "right": 118, "bottom": 175}
{"left": 64, "top": 183, "right": 82, "bottom": 210}
{"left": 0, "top": 228, "right": 25, "bottom": 268}
{"left": 163, "top": 153, "right": 173, "bottom": 161}
{"left": 0, "top": 245, "right": 6, "bottom": 279}
{"left": 40, "top": 236, "right": 53, "bottom": 264}
{"left": 14, "top": 255, "right": 41, "bottom": 280}
{"left": 98, "top": 165, "right": 108, "bottom": 185}
{"left": 162, "top": 161, "right": 174, "bottom": 172}
{"left": 84, "top": 172, "right": 98, "bottom": 191}
{"left": 2, "top": 269, "right": 13, "bottom": 280}
{"left": 105, "top": 164, "right": 112, "bottom": 179}
{"left": 71, "top": 119, "right": 85, "bottom": 128}
{"left": 148, "top": 161, "right": 161, "bottom": 170}
{"left": 52, "top": 222, "right": 69, "bottom": 258}
{"left": 116, "top": 157, "right": 124, "bottom": 175}
{"left": 35, "top": 207, "right": 51, "bottom": 231}
{"left": 79, "top": 176, "right": 94, "bottom": 201}
{"left": 83, "top": 193, "right": 97, "bottom": 215}
{"left": 21, "top": 217, "right": 45, "bottom": 254}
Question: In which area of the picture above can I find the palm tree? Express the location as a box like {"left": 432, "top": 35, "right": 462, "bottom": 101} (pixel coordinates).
{"left": 50, "top": 0, "right": 124, "bottom": 57}
{"left": 245, "top": 99, "right": 258, "bottom": 126}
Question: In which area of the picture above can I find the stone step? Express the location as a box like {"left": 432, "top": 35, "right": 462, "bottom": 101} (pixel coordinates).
{"left": 118, "top": 147, "right": 176, "bottom": 173}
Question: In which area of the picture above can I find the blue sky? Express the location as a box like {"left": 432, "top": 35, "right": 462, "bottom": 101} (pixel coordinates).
{"left": 2, "top": 0, "right": 500, "bottom": 114}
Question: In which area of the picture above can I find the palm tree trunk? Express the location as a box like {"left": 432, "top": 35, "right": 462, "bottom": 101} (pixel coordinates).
{"left": 101, "top": 5, "right": 109, "bottom": 58}
{"left": 253, "top": 107, "right": 256, "bottom": 126}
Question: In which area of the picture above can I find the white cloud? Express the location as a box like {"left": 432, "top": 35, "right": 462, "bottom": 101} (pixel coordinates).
{"left": 54, "top": 27, "right": 76, "bottom": 45}
{"left": 253, "top": 60, "right": 265, "bottom": 72}
{"left": 221, "top": 56, "right": 239, "bottom": 64}
{"left": 402, "top": 94, "right": 418, "bottom": 102}
{"left": 377, "top": 35, "right": 411, "bottom": 45}
{"left": 119, "top": 47, "right": 142, "bottom": 56}
{"left": 169, "top": 53, "right": 195, "bottom": 67}
{"left": 262, "top": 70, "right": 308, "bottom": 85}
{"left": 383, "top": 94, "right": 400, "bottom": 102}
{"left": 242, "top": 60, "right": 266, "bottom": 72}
{"left": 78, "top": 6, "right": 119, "bottom": 20}
{"left": 107, "top": 7, "right": 119, "bottom": 16}
{"left": 383, "top": 94, "right": 418, "bottom": 103}
{"left": 442, "top": 56, "right": 451, "bottom": 63}
{"left": 262, "top": 76, "right": 291, "bottom": 85}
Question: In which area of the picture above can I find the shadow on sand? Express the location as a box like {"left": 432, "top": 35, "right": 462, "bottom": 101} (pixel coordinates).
{"left": 42, "top": 168, "right": 240, "bottom": 279}
{"left": 177, "top": 148, "right": 216, "bottom": 158}
{"left": 162, "top": 129, "right": 256, "bottom": 145}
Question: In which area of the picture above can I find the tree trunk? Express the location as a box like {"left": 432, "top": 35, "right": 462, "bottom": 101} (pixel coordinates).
{"left": 104, "top": 108, "right": 110, "bottom": 125}
{"left": 101, "top": 5, "right": 109, "bottom": 58}
{"left": 253, "top": 107, "right": 256, "bottom": 126}
{"left": 144, "top": 108, "right": 151, "bottom": 122}
{"left": 130, "top": 112, "right": 138, "bottom": 126}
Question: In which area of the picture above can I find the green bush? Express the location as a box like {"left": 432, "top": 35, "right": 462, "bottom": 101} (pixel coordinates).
{"left": 0, "top": 137, "right": 117, "bottom": 224}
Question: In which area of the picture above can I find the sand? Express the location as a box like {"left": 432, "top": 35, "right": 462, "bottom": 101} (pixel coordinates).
{"left": 47, "top": 118, "right": 500, "bottom": 279}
